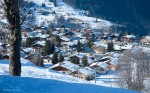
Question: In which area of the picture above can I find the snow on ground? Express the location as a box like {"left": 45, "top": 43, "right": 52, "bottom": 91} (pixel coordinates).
{"left": 24, "top": 0, "right": 112, "bottom": 29}
{"left": 0, "top": 58, "right": 120, "bottom": 87}
{"left": 55, "top": 0, "right": 112, "bottom": 29}
{"left": 0, "top": 75, "right": 140, "bottom": 93}
{"left": 0, "top": 59, "right": 87, "bottom": 84}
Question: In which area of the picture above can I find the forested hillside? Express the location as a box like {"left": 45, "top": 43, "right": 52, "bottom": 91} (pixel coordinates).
{"left": 63, "top": 0, "right": 150, "bottom": 36}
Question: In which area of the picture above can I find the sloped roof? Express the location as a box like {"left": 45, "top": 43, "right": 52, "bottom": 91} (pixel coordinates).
{"left": 79, "top": 68, "right": 95, "bottom": 76}
{"left": 90, "top": 62, "right": 109, "bottom": 69}
{"left": 51, "top": 61, "right": 80, "bottom": 72}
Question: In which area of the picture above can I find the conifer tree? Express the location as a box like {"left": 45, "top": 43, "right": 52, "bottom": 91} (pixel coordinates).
{"left": 82, "top": 56, "right": 88, "bottom": 67}
{"left": 87, "top": 38, "right": 93, "bottom": 48}
{"left": 26, "top": 37, "right": 32, "bottom": 47}
{"left": 107, "top": 41, "right": 114, "bottom": 52}
{"left": 44, "top": 40, "right": 51, "bottom": 56}
{"left": 58, "top": 54, "right": 64, "bottom": 63}
{"left": 77, "top": 40, "right": 81, "bottom": 52}
{"left": 52, "top": 51, "right": 58, "bottom": 64}
{"left": 70, "top": 56, "right": 79, "bottom": 64}
{"left": 50, "top": 43, "right": 55, "bottom": 54}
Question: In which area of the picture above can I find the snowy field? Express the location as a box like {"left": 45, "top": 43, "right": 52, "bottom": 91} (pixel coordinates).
{"left": 0, "top": 75, "right": 140, "bottom": 93}
{"left": 0, "top": 58, "right": 118, "bottom": 87}
{"left": 0, "top": 58, "right": 140, "bottom": 93}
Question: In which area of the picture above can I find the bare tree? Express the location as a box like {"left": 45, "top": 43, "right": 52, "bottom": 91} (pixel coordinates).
{"left": 117, "top": 48, "right": 149, "bottom": 92}
{"left": 31, "top": 54, "right": 44, "bottom": 67}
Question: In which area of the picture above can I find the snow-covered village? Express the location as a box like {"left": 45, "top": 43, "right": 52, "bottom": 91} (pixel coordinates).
{"left": 0, "top": 0, "right": 150, "bottom": 93}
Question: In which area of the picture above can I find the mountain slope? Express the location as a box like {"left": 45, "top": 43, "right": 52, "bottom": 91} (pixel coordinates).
{"left": 63, "top": 0, "right": 150, "bottom": 36}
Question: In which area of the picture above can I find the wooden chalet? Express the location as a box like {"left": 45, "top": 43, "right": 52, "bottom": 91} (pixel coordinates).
{"left": 50, "top": 61, "right": 80, "bottom": 75}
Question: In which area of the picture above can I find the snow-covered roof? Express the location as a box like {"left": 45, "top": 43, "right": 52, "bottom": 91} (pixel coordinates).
{"left": 87, "top": 58, "right": 94, "bottom": 64}
{"left": 52, "top": 31, "right": 59, "bottom": 35}
{"left": 51, "top": 61, "right": 80, "bottom": 72}
{"left": 63, "top": 42, "right": 75, "bottom": 46}
{"left": 110, "top": 60, "right": 118, "bottom": 65}
{"left": 124, "top": 35, "right": 136, "bottom": 38}
{"left": 79, "top": 68, "right": 95, "bottom": 76}
{"left": 90, "top": 62, "right": 109, "bottom": 69}
{"left": 97, "top": 62, "right": 109, "bottom": 69}
{"left": 32, "top": 41, "right": 46, "bottom": 46}
{"left": 28, "top": 31, "right": 40, "bottom": 37}
{"left": 121, "top": 45, "right": 134, "bottom": 50}
{"left": 145, "top": 36, "right": 150, "bottom": 40}
{"left": 23, "top": 48, "right": 33, "bottom": 53}
{"left": 94, "top": 41, "right": 107, "bottom": 48}
{"left": 99, "top": 56, "right": 110, "bottom": 61}
{"left": 39, "top": 35, "right": 47, "bottom": 38}
{"left": 60, "top": 36, "right": 70, "bottom": 42}
{"left": 114, "top": 45, "right": 122, "bottom": 51}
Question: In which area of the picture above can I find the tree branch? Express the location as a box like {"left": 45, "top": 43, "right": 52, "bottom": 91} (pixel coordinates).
{"left": 20, "top": 10, "right": 32, "bottom": 25}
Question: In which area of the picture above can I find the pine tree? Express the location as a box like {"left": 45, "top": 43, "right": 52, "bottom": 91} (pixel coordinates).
{"left": 77, "top": 40, "right": 81, "bottom": 52}
{"left": 26, "top": 37, "right": 33, "bottom": 47}
{"left": 44, "top": 40, "right": 51, "bottom": 56}
{"left": 52, "top": 51, "right": 58, "bottom": 64}
{"left": 107, "top": 41, "right": 114, "bottom": 52}
{"left": 70, "top": 56, "right": 79, "bottom": 64}
{"left": 58, "top": 54, "right": 64, "bottom": 63}
{"left": 55, "top": 36, "right": 61, "bottom": 47}
{"left": 82, "top": 56, "right": 88, "bottom": 67}
{"left": 50, "top": 43, "right": 55, "bottom": 54}
{"left": 87, "top": 38, "right": 93, "bottom": 48}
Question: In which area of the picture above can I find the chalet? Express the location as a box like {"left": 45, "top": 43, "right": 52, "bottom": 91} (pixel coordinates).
{"left": 50, "top": 61, "right": 80, "bottom": 74}
{"left": 105, "top": 61, "right": 117, "bottom": 71}
{"left": 39, "top": 34, "right": 47, "bottom": 41}
{"left": 140, "top": 36, "right": 150, "bottom": 45}
{"left": 79, "top": 67, "right": 95, "bottom": 80}
{"left": 92, "top": 45, "right": 106, "bottom": 54}
{"left": 81, "top": 47, "right": 95, "bottom": 57}
{"left": 99, "top": 32, "right": 109, "bottom": 40}
{"left": 90, "top": 62, "right": 109, "bottom": 74}
{"left": 113, "top": 41, "right": 124, "bottom": 51}
{"left": 22, "top": 48, "right": 33, "bottom": 55}
{"left": 28, "top": 31, "right": 40, "bottom": 37}
{"left": 60, "top": 36, "right": 70, "bottom": 43}
{"left": 34, "top": 26, "right": 46, "bottom": 33}
{"left": 61, "top": 42, "right": 71, "bottom": 50}
{"left": 31, "top": 41, "right": 45, "bottom": 53}
{"left": 121, "top": 35, "right": 136, "bottom": 43}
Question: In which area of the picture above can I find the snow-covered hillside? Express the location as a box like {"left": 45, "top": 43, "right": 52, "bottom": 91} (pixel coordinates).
{"left": 23, "top": 0, "right": 112, "bottom": 29}
{"left": 0, "top": 75, "right": 140, "bottom": 93}
{"left": 0, "top": 58, "right": 140, "bottom": 93}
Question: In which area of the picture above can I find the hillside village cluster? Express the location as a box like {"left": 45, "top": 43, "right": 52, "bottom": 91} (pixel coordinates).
{"left": 0, "top": 0, "right": 150, "bottom": 81}
{"left": 1, "top": 25, "right": 150, "bottom": 80}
